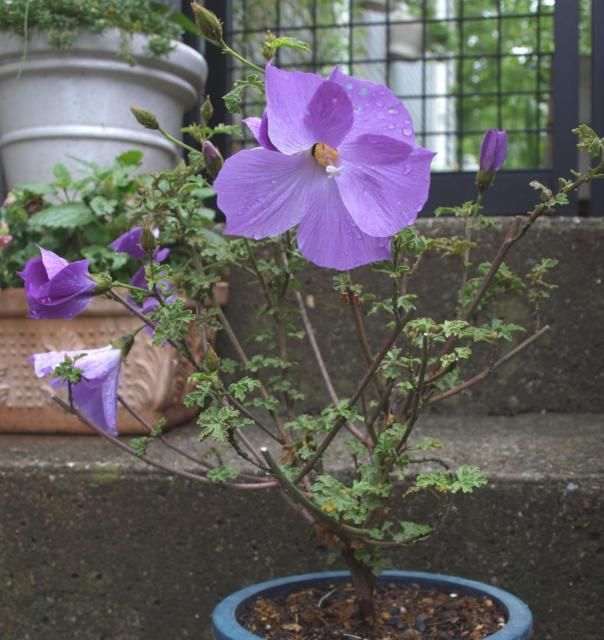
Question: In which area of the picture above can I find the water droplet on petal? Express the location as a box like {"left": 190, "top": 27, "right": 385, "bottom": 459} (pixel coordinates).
{"left": 388, "top": 106, "right": 399, "bottom": 114}
{"left": 376, "top": 100, "right": 384, "bottom": 108}
{"left": 346, "top": 82, "right": 353, "bottom": 90}
{"left": 402, "top": 167, "right": 411, "bottom": 176}
{"left": 359, "top": 87, "right": 368, "bottom": 96}
{"left": 403, "top": 127, "right": 413, "bottom": 136}
{"left": 331, "top": 97, "right": 338, "bottom": 104}
{"left": 388, "top": 123, "right": 396, "bottom": 130}
{"left": 354, "top": 105, "right": 362, "bottom": 113}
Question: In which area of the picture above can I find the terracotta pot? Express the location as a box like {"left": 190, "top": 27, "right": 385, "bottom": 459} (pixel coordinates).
{"left": 0, "top": 284, "right": 228, "bottom": 434}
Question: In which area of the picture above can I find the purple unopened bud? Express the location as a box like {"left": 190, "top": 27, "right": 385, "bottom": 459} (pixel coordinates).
{"left": 477, "top": 129, "right": 507, "bottom": 190}
{"left": 202, "top": 140, "right": 224, "bottom": 178}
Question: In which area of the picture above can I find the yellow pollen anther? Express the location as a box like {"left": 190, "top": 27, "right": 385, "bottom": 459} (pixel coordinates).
{"left": 312, "top": 142, "right": 339, "bottom": 168}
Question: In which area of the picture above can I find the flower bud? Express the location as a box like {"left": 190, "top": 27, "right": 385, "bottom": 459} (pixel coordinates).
{"left": 262, "top": 31, "right": 277, "bottom": 61}
{"left": 130, "top": 106, "right": 160, "bottom": 131}
{"left": 200, "top": 95, "right": 214, "bottom": 123}
{"left": 202, "top": 140, "right": 224, "bottom": 178}
{"left": 112, "top": 333, "right": 135, "bottom": 358}
{"left": 140, "top": 226, "right": 158, "bottom": 255}
{"left": 191, "top": 2, "right": 223, "bottom": 45}
{"left": 476, "top": 128, "right": 508, "bottom": 191}
{"left": 90, "top": 272, "right": 113, "bottom": 295}
{"left": 204, "top": 344, "right": 220, "bottom": 372}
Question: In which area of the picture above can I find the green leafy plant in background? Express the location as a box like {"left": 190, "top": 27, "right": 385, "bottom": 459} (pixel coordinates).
{"left": 0, "top": 0, "right": 198, "bottom": 57}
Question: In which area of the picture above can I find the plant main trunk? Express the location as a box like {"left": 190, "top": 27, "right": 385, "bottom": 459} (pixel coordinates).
{"left": 341, "top": 544, "right": 376, "bottom": 622}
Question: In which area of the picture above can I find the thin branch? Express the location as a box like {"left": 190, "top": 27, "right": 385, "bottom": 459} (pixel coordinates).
{"left": 118, "top": 394, "right": 264, "bottom": 482}
{"left": 211, "top": 295, "right": 289, "bottom": 443}
{"left": 397, "top": 334, "right": 430, "bottom": 452}
{"left": 347, "top": 284, "right": 385, "bottom": 395}
{"left": 293, "top": 288, "right": 367, "bottom": 444}
{"left": 53, "top": 396, "right": 276, "bottom": 490}
{"left": 428, "top": 324, "right": 550, "bottom": 404}
{"left": 294, "top": 313, "right": 410, "bottom": 484}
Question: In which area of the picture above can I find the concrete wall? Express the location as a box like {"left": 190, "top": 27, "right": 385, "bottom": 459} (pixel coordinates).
{"left": 220, "top": 217, "right": 604, "bottom": 415}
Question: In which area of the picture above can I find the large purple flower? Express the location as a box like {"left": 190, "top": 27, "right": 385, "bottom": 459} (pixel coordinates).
{"left": 31, "top": 345, "right": 122, "bottom": 435}
{"left": 18, "top": 247, "right": 96, "bottom": 319}
{"left": 214, "top": 65, "right": 435, "bottom": 270}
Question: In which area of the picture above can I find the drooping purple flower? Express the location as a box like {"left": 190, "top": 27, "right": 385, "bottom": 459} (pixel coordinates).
{"left": 479, "top": 128, "right": 508, "bottom": 174}
{"left": 18, "top": 247, "right": 96, "bottom": 319}
{"left": 109, "top": 226, "right": 157, "bottom": 260}
{"left": 215, "top": 65, "right": 435, "bottom": 270}
{"left": 30, "top": 345, "right": 122, "bottom": 435}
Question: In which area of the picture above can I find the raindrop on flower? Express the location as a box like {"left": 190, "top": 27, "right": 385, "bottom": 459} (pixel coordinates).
{"left": 388, "top": 106, "right": 399, "bottom": 114}
{"left": 403, "top": 127, "right": 413, "bottom": 136}
{"left": 376, "top": 100, "right": 384, "bottom": 108}
{"left": 359, "top": 86, "right": 368, "bottom": 96}
{"left": 354, "top": 105, "right": 362, "bottom": 113}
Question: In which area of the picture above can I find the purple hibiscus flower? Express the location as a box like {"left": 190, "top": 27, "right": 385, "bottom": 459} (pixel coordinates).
{"left": 109, "top": 226, "right": 159, "bottom": 260}
{"left": 214, "top": 65, "right": 435, "bottom": 270}
{"left": 479, "top": 128, "right": 508, "bottom": 174}
{"left": 18, "top": 247, "right": 96, "bottom": 319}
{"left": 31, "top": 345, "right": 122, "bottom": 435}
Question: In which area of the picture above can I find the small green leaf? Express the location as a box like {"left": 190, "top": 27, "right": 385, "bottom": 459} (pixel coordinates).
{"left": 207, "top": 467, "right": 239, "bottom": 483}
{"left": 223, "top": 75, "right": 264, "bottom": 114}
{"left": 13, "top": 181, "right": 56, "bottom": 196}
{"left": 451, "top": 466, "right": 488, "bottom": 493}
{"left": 269, "top": 36, "right": 311, "bottom": 53}
{"left": 29, "top": 203, "right": 95, "bottom": 229}
{"left": 116, "top": 149, "right": 143, "bottom": 166}
{"left": 52, "top": 163, "right": 72, "bottom": 187}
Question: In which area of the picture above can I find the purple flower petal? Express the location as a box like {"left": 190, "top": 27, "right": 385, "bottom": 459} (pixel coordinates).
{"left": 216, "top": 147, "right": 321, "bottom": 238}
{"left": 329, "top": 67, "right": 416, "bottom": 146}
{"left": 31, "top": 346, "right": 122, "bottom": 434}
{"left": 302, "top": 80, "right": 353, "bottom": 149}
{"left": 296, "top": 178, "right": 391, "bottom": 270}
{"left": 337, "top": 144, "right": 435, "bottom": 237}
{"left": 109, "top": 227, "right": 147, "bottom": 259}
{"left": 265, "top": 64, "right": 324, "bottom": 154}
{"left": 244, "top": 113, "right": 278, "bottom": 151}
{"left": 26, "top": 292, "right": 95, "bottom": 320}
{"left": 39, "top": 246, "right": 69, "bottom": 279}
{"left": 243, "top": 116, "right": 262, "bottom": 140}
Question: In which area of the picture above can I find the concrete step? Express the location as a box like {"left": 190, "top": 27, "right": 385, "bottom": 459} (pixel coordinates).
{"left": 0, "top": 413, "right": 602, "bottom": 639}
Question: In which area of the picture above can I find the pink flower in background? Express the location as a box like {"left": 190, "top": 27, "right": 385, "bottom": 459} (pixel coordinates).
{"left": 0, "top": 222, "right": 12, "bottom": 251}
{"left": 30, "top": 346, "right": 122, "bottom": 435}
{"left": 215, "top": 65, "right": 434, "bottom": 270}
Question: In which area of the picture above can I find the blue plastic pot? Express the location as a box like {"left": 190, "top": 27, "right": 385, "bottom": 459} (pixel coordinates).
{"left": 212, "top": 570, "right": 533, "bottom": 640}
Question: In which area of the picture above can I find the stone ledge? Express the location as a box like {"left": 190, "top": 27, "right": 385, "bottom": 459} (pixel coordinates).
{"left": 1, "top": 413, "right": 602, "bottom": 482}
{"left": 0, "top": 414, "right": 602, "bottom": 639}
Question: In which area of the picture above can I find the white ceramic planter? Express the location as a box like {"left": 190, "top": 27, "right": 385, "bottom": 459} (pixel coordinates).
{"left": 0, "top": 30, "right": 207, "bottom": 188}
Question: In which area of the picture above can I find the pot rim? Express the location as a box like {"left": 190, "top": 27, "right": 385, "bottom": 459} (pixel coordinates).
{"left": 211, "top": 570, "right": 533, "bottom": 640}
{"left": 0, "top": 28, "right": 207, "bottom": 93}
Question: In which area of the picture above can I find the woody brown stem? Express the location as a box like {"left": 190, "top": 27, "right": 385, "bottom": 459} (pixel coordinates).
{"left": 428, "top": 324, "right": 550, "bottom": 404}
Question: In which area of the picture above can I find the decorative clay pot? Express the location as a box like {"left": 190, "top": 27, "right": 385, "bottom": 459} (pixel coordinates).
{"left": 0, "top": 284, "right": 227, "bottom": 433}
{"left": 0, "top": 29, "right": 207, "bottom": 189}
{"left": 212, "top": 571, "right": 533, "bottom": 640}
